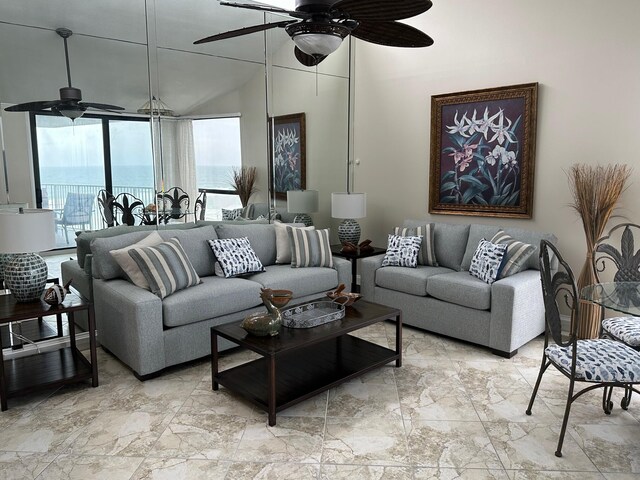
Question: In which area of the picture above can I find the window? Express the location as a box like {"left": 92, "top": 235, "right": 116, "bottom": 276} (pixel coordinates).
{"left": 193, "top": 117, "right": 243, "bottom": 220}
{"left": 32, "top": 113, "right": 153, "bottom": 248}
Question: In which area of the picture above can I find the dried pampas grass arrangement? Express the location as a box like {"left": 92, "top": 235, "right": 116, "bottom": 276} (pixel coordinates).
{"left": 568, "top": 163, "right": 631, "bottom": 338}
{"left": 231, "top": 166, "right": 258, "bottom": 207}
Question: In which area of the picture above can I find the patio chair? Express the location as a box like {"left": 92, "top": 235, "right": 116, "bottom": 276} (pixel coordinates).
{"left": 113, "top": 192, "right": 144, "bottom": 226}
{"left": 97, "top": 189, "right": 116, "bottom": 227}
{"left": 157, "top": 187, "right": 190, "bottom": 224}
{"left": 592, "top": 222, "right": 640, "bottom": 409}
{"left": 55, "top": 192, "right": 95, "bottom": 243}
{"left": 526, "top": 239, "right": 640, "bottom": 457}
{"left": 194, "top": 190, "right": 207, "bottom": 221}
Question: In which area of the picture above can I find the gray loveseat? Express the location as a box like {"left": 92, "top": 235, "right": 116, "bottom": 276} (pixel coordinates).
{"left": 360, "top": 221, "right": 556, "bottom": 357}
{"left": 62, "top": 222, "right": 350, "bottom": 378}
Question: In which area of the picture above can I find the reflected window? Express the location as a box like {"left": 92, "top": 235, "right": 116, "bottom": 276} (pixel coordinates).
{"left": 193, "top": 117, "right": 243, "bottom": 220}
{"left": 32, "top": 113, "right": 153, "bottom": 248}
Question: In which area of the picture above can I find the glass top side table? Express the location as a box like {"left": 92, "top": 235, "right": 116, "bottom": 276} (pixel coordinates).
{"left": 581, "top": 282, "right": 640, "bottom": 317}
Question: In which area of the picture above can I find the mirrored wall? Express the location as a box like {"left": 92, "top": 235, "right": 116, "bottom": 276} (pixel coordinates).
{"left": 0, "top": 0, "right": 351, "bottom": 246}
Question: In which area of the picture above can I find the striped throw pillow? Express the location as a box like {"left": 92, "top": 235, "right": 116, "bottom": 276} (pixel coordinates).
{"left": 490, "top": 230, "right": 535, "bottom": 279}
{"left": 287, "top": 227, "right": 333, "bottom": 268}
{"left": 128, "top": 238, "right": 201, "bottom": 299}
{"left": 394, "top": 224, "right": 438, "bottom": 266}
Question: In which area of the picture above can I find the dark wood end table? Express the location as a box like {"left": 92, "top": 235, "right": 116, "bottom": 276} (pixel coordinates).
{"left": 0, "top": 291, "right": 98, "bottom": 411}
{"left": 330, "top": 244, "right": 386, "bottom": 292}
{"left": 211, "top": 299, "right": 402, "bottom": 426}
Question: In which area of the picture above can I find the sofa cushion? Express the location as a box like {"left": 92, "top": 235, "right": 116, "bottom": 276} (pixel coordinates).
{"left": 288, "top": 227, "right": 333, "bottom": 268}
{"left": 158, "top": 225, "right": 217, "bottom": 277}
{"left": 129, "top": 238, "right": 201, "bottom": 299}
{"left": 91, "top": 230, "right": 157, "bottom": 280}
{"left": 490, "top": 230, "right": 535, "bottom": 279}
{"left": 215, "top": 223, "right": 277, "bottom": 266}
{"left": 375, "top": 265, "right": 454, "bottom": 296}
{"left": 208, "top": 237, "right": 265, "bottom": 277}
{"left": 393, "top": 224, "right": 437, "bottom": 266}
{"left": 404, "top": 221, "right": 470, "bottom": 271}
{"left": 162, "top": 276, "right": 263, "bottom": 328}
{"left": 460, "top": 224, "right": 502, "bottom": 271}
{"left": 469, "top": 239, "right": 508, "bottom": 284}
{"left": 246, "top": 264, "right": 339, "bottom": 298}
{"left": 76, "top": 222, "right": 197, "bottom": 268}
{"left": 426, "top": 271, "right": 492, "bottom": 310}
{"left": 382, "top": 234, "right": 422, "bottom": 268}
{"left": 109, "top": 231, "right": 163, "bottom": 289}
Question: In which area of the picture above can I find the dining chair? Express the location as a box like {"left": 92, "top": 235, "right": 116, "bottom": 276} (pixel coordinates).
{"left": 526, "top": 239, "right": 640, "bottom": 457}
{"left": 97, "top": 189, "right": 116, "bottom": 228}
{"left": 157, "top": 187, "right": 190, "bottom": 224}
{"left": 113, "top": 192, "right": 144, "bottom": 226}
{"left": 194, "top": 190, "right": 207, "bottom": 221}
{"left": 55, "top": 192, "right": 95, "bottom": 242}
{"left": 592, "top": 222, "right": 640, "bottom": 409}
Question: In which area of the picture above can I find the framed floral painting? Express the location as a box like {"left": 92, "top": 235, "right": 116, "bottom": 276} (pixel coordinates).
{"left": 429, "top": 83, "right": 538, "bottom": 218}
{"left": 270, "top": 112, "right": 306, "bottom": 200}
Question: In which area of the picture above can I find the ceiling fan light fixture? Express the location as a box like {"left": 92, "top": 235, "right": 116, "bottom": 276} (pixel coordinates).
{"left": 286, "top": 23, "right": 350, "bottom": 57}
{"left": 53, "top": 104, "right": 85, "bottom": 120}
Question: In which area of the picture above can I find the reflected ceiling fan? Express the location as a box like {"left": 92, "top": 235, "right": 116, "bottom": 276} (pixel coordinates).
{"left": 194, "top": 0, "right": 434, "bottom": 67}
{"left": 4, "top": 28, "right": 124, "bottom": 120}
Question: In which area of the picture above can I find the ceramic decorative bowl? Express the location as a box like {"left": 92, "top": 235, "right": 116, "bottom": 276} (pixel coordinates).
{"left": 263, "top": 289, "right": 293, "bottom": 308}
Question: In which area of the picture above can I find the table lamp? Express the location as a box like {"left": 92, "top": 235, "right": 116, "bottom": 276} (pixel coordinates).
{"left": 0, "top": 208, "right": 56, "bottom": 302}
{"left": 331, "top": 192, "right": 366, "bottom": 244}
{"left": 287, "top": 190, "right": 318, "bottom": 227}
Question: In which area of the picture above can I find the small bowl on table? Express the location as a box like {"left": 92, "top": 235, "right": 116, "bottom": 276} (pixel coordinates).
{"left": 326, "top": 291, "right": 362, "bottom": 306}
{"left": 262, "top": 288, "right": 294, "bottom": 308}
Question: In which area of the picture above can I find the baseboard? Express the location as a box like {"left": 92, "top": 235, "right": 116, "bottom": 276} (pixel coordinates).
{"left": 1, "top": 331, "right": 94, "bottom": 360}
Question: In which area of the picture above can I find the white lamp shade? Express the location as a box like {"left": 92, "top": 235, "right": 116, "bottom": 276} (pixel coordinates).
{"left": 331, "top": 193, "right": 366, "bottom": 219}
{"left": 287, "top": 190, "right": 319, "bottom": 214}
{"left": 0, "top": 209, "right": 56, "bottom": 253}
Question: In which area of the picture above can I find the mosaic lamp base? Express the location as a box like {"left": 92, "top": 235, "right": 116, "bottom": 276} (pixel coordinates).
{"left": 338, "top": 219, "right": 361, "bottom": 245}
{"left": 4, "top": 253, "right": 49, "bottom": 302}
{"left": 293, "top": 213, "right": 313, "bottom": 227}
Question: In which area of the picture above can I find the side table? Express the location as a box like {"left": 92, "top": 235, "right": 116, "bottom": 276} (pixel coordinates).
{"left": 0, "top": 291, "right": 98, "bottom": 411}
{"left": 330, "top": 244, "right": 386, "bottom": 292}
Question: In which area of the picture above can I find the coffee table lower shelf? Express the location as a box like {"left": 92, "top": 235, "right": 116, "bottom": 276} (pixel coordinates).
{"left": 214, "top": 335, "right": 398, "bottom": 423}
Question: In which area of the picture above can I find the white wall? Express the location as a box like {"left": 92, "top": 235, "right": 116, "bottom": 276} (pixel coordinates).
{"left": 353, "top": 0, "right": 640, "bottom": 272}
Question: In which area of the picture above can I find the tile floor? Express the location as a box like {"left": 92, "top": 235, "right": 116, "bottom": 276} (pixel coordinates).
{"left": 0, "top": 321, "right": 639, "bottom": 479}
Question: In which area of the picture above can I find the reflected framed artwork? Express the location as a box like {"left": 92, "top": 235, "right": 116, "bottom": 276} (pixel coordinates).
{"left": 270, "top": 112, "right": 306, "bottom": 200}
{"left": 429, "top": 83, "right": 538, "bottom": 218}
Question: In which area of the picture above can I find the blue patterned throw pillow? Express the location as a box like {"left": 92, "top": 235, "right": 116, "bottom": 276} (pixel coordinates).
{"left": 381, "top": 234, "right": 422, "bottom": 268}
{"left": 469, "top": 239, "right": 508, "bottom": 284}
{"left": 207, "top": 237, "right": 265, "bottom": 278}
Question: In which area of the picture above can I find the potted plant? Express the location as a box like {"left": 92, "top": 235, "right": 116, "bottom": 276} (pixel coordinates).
{"left": 230, "top": 166, "right": 258, "bottom": 208}
{"left": 568, "top": 163, "right": 631, "bottom": 338}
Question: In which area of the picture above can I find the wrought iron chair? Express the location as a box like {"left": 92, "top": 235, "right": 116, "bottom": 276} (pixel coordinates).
{"left": 194, "top": 190, "right": 207, "bottom": 221}
{"left": 97, "top": 189, "right": 116, "bottom": 227}
{"left": 526, "top": 240, "right": 640, "bottom": 457}
{"left": 55, "top": 192, "right": 95, "bottom": 242}
{"left": 113, "top": 192, "right": 145, "bottom": 226}
{"left": 157, "top": 187, "right": 190, "bottom": 224}
{"left": 592, "top": 222, "right": 640, "bottom": 409}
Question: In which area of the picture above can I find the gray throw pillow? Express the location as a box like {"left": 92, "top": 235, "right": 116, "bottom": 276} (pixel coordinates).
{"left": 490, "top": 230, "right": 535, "bottom": 278}
{"left": 287, "top": 227, "right": 333, "bottom": 268}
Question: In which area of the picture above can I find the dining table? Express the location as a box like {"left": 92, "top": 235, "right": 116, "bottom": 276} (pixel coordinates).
{"left": 581, "top": 282, "right": 640, "bottom": 317}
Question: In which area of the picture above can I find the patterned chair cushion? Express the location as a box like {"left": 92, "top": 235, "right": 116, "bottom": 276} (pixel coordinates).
{"left": 546, "top": 339, "right": 640, "bottom": 382}
{"left": 602, "top": 316, "right": 640, "bottom": 347}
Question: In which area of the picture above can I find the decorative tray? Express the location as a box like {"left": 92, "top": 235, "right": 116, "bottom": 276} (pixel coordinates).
{"left": 282, "top": 301, "right": 345, "bottom": 329}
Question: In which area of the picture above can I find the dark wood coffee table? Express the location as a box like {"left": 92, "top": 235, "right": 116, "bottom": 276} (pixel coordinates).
{"left": 210, "top": 300, "right": 402, "bottom": 426}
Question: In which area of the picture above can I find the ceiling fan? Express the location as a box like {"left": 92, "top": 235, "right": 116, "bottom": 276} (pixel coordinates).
{"left": 4, "top": 28, "right": 124, "bottom": 120}
{"left": 194, "top": 0, "right": 434, "bottom": 67}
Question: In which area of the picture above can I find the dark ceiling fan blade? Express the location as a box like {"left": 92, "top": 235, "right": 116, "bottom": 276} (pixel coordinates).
{"left": 80, "top": 102, "right": 125, "bottom": 111}
{"left": 352, "top": 21, "right": 433, "bottom": 47}
{"left": 220, "top": 1, "right": 309, "bottom": 19}
{"left": 4, "top": 101, "right": 59, "bottom": 112}
{"left": 194, "top": 20, "right": 296, "bottom": 44}
{"left": 332, "top": 0, "right": 432, "bottom": 21}
{"left": 294, "top": 46, "right": 327, "bottom": 67}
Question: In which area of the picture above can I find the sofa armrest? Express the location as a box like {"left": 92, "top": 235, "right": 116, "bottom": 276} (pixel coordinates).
{"left": 360, "top": 256, "right": 385, "bottom": 299}
{"left": 490, "top": 269, "right": 545, "bottom": 354}
{"left": 332, "top": 256, "right": 352, "bottom": 293}
{"left": 93, "top": 278, "right": 165, "bottom": 377}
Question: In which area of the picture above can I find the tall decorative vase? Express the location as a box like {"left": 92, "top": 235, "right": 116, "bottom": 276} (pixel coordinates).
{"left": 568, "top": 163, "right": 631, "bottom": 339}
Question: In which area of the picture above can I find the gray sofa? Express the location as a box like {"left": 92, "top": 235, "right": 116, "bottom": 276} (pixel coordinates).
{"left": 62, "top": 221, "right": 350, "bottom": 378}
{"left": 360, "top": 221, "right": 557, "bottom": 357}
